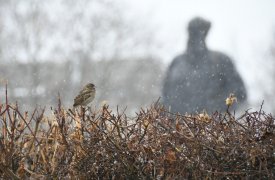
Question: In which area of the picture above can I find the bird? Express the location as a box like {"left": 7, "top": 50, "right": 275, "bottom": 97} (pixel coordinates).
{"left": 73, "top": 83, "right": 96, "bottom": 107}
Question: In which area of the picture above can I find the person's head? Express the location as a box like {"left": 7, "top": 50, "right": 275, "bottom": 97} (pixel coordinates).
{"left": 188, "top": 17, "right": 211, "bottom": 41}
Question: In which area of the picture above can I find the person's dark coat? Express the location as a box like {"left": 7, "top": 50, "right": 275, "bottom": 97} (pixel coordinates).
{"left": 162, "top": 17, "right": 247, "bottom": 114}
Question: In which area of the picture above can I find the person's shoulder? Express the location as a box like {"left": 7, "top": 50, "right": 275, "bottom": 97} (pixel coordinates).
{"left": 208, "top": 50, "right": 233, "bottom": 64}
{"left": 170, "top": 53, "right": 188, "bottom": 65}
{"left": 173, "top": 53, "right": 187, "bottom": 61}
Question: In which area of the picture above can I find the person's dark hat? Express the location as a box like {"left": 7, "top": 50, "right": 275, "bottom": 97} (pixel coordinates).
{"left": 188, "top": 17, "right": 211, "bottom": 38}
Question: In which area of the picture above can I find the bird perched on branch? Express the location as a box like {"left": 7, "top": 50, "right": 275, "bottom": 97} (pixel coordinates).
{"left": 73, "top": 83, "right": 96, "bottom": 107}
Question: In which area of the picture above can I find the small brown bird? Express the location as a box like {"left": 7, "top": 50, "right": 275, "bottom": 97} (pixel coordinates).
{"left": 73, "top": 83, "right": 96, "bottom": 107}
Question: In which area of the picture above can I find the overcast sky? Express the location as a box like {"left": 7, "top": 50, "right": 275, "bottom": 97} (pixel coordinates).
{"left": 125, "top": 0, "right": 274, "bottom": 61}
{"left": 124, "top": 0, "right": 275, "bottom": 108}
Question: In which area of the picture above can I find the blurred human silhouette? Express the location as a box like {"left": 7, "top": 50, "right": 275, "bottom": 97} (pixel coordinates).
{"left": 162, "top": 17, "right": 247, "bottom": 114}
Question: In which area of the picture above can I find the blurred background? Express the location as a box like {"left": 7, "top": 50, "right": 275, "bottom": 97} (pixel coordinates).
{"left": 0, "top": 0, "right": 274, "bottom": 114}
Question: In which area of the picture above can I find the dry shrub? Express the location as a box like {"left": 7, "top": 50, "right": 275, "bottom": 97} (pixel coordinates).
{"left": 0, "top": 95, "right": 274, "bottom": 179}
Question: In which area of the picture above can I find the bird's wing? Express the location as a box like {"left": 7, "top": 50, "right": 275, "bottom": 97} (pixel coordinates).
{"left": 73, "top": 90, "right": 93, "bottom": 107}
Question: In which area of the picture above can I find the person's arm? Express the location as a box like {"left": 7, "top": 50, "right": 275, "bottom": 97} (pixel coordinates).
{"left": 221, "top": 55, "right": 247, "bottom": 102}
{"left": 162, "top": 57, "right": 180, "bottom": 99}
